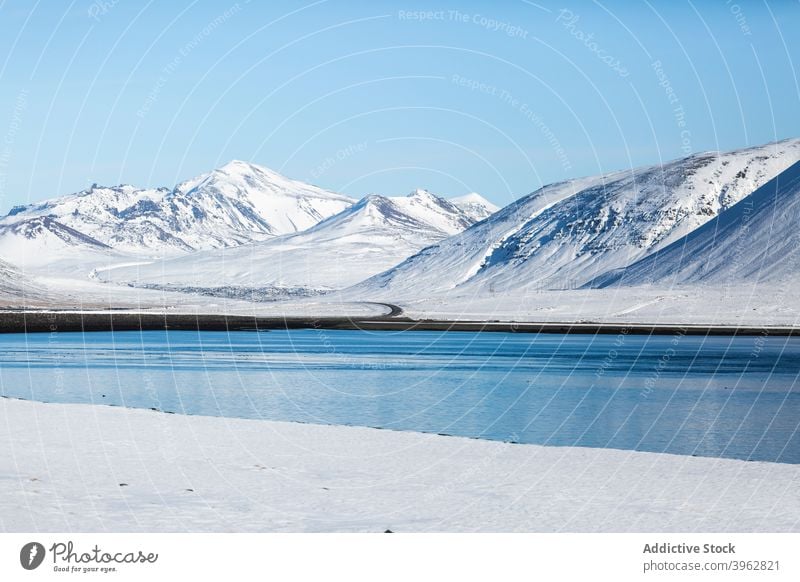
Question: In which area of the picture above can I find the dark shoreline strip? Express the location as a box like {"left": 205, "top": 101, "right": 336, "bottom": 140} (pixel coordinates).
{"left": 0, "top": 311, "right": 797, "bottom": 336}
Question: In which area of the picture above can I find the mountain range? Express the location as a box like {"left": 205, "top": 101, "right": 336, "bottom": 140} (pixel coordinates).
{"left": 2, "top": 161, "right": 355, "bottom": 255}
{"left": 1, "top": 138, "right": 799, "bottom": 306}
{"left": 99, "top": 189, "right": 488, "bottom": 292}
{"left": 351, "top": 138, "right": 800, "bottom": 298}
{"left": 0, "top": 161, "right": 497, "bottom": 293}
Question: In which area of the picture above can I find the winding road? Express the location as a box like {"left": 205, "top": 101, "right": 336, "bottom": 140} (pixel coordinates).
{"left": 365, "top": 302, "right": 404, "bottom": 318}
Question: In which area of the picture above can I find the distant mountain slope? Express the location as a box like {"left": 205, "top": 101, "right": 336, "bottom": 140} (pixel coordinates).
{"left": 0, "top": 257, "right": 47, "bottom": 304}
{"left": 0, "top": 258, "right": 24, "bottom": 292}
{"left": 2, "top": 161, "right": 355, "bottom": 255}
{"left": 0, "top": 216, "right": 137, "bottom": 280}
{"left": 349, "top": 138, "right": 800, "bottom": 298}
{"left": 449, "top": 193, "right": 500, "bottom": 222}
{"left": 0, "top": 216, "right": 110, "bottom": 252}
{"left": 100, "top": 189, "right": 479, "bottom": 292}
{"left": 590, "top": 160, "right": 800, "bottom": 288}
{"left": 0, "top": 216, "right": 113, "bottom": 268}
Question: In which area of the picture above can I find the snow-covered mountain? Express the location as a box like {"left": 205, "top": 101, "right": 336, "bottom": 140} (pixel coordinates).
{"left": 0, "top": 216, "right": 139, "bottom": 280}
{"left": 0, "top": 256, "right": 47, "bottom": 303}
{"left": 100, "top": 189, "right": 479, "bottom": 292}
{"left": 350, "top": 138, "right": 800, "bottom": 298}
{"left": 0, "top": 257, "right": 24, "bottom": 293}
{"left": 590, "top": 159, "right": 800, "bottom": 288}
{"left": 0, "top": 217, "right": 113, "bottom": 271}
{"left": 449, "top": 193, "right": 500, "bottom": 222}
{"left": 4, "top": 184, "right": 181, "bottom": 252}
{"left": 0, "top": 216, "right": 110, "bottom": 253}
{"left": 2, "top": 161, "right": 355, "bottom": 255}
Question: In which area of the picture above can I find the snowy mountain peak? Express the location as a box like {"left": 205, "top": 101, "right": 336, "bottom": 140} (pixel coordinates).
{"left": 177, "top": 160, "right": 351, "bottom": 199}
{"left": 451, "top": 192, "right": 493, "bottom": 206}
{"left": 103, "top": 185, "right": 483, "bottom": 293}
{"left": 219, "top": 159, "right": 257, "bottom": 171}
{"left": 405, "top": 188, "right": 446, "bottom": 206}
{"left": 206, "top": 159, "right": 297, "bottom": 186}
{"left": 449, "top": 193, "right": 500, "bottom": 222}
{"left": 310, "top": 190, "right": 475, "bottom": 238}
{"left": 2, "top": 162, "right": 356, "bottom": 255}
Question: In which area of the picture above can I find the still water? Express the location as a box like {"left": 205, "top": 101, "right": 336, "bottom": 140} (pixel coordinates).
{"left": 1, "top": 329, "right": 798, "bottom": 463}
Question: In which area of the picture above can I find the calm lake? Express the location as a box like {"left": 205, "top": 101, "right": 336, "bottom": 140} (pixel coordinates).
{"left": 1, "top": 329, "right": 798, "bottom": 463}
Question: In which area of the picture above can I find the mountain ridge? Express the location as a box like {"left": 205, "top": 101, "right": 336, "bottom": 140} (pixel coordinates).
{"left": 347, "top": 138, "right": 800, "bottom": 298}
{"left": 2, "top": 161, "right": 356, "bottom": 255}
{"left": 589, "top": 159, "right": 800, "bottom": 288}
{"left": 98, "top": 189, "right": 481, "bottom": 293}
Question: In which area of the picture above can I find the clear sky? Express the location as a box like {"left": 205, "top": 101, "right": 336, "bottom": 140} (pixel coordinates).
{"left": 0, "top": 0, "right": 798, "bottom": 211}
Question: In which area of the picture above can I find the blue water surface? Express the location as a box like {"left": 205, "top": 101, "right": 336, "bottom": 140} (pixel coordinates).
{"left": 1, "top": 329, "right": 798, "bottom": 463}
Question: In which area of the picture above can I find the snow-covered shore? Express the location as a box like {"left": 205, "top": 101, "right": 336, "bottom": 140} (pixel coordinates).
{"left": 1, "top": 398, "right": 798, "bottom": 532}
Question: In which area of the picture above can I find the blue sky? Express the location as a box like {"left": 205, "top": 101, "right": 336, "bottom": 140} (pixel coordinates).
{"left": 0, "top": 0, "right": 798, "bottom": 210}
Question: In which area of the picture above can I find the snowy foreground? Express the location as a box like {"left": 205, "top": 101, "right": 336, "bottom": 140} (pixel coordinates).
{"left": 2, "top": 398, "right": 798, "bottom": 533}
